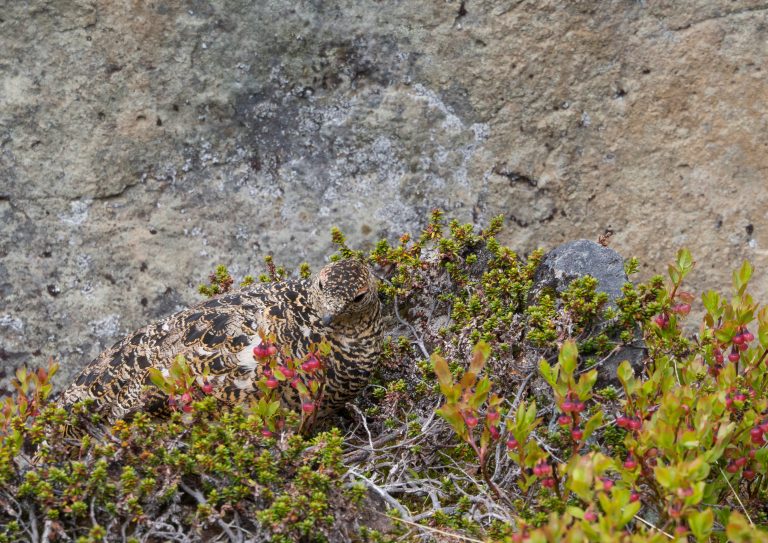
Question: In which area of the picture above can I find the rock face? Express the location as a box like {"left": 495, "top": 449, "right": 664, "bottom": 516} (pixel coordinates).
{"left": 2, "top": 1, "right": 768, "bottom": 388}
{"left": 532, "top": 239, "right": 645, "bottom": 385}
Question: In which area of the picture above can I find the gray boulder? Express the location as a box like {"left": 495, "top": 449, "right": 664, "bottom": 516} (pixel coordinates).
{"left": 533, "top": 239, "right": 644, "bottom": 386}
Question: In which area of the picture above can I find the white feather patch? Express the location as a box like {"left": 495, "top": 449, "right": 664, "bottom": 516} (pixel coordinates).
{"left": 234, "top": 378, "right": 252, "bottom": 390}
{"left": 236, "top": 335, "right": 262, "bottom": 370}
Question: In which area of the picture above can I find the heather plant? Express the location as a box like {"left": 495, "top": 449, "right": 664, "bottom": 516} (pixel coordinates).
{"left": 3, "top": 215, "right": 768, "bottom": 542}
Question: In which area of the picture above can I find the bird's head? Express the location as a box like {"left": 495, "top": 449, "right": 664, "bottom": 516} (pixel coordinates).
{"left": 311, "top": 259, "right": 379, "bottom": 328}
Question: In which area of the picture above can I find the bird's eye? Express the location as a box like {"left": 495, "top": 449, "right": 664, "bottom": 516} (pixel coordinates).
{"left": 318, "top": 280, "right": 325, "bottom": 290}
{"left": 353, "top": 291, "right": 367, "bottom": 303}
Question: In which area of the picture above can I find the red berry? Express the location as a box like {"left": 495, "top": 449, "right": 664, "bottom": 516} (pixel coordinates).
{"left": 267, "top": 344, "right": 278, "bottom": 356}
{"left": 202, "top": 382, "right": 213, "bottom": 394}
{"left": 739, "top": 342, "right": 749, "bottom": 352}
{"left": 728, "top": 351, "right": 740, "bottom": 363}
{"left": 541, "top": 477, "right": 555, "bottom": 488}
{"left": 558, "top": 415, "right": 572, "bottom": 426}
{"left": 672, "top": 303, "right": 691, "bottom": 315}
{"left": 573, "top": 402, "right": 586, "bottom": 413}
{"left": 289, "top": 378, "right": 300, "bottom": 389}
{"left": 302, "top": 355, "right": 321, "bottom": 373}
{"left": 301, "top": 402, "right": 315, "bottom": 414}
{"left": 181, "top": 392, "right": 192, "bottom": 405}
{"left": 750, "top": 427, "right": 764, "bottom": 440}
{"left": 182, "top": 404, "right": 193, "bottom": 413}
{"left": 628, "top": 418, "right": 642, "bottom": 431}
{"left": 735, "top": 457, "right": 748, "bottom": 468}
{"left": 583, "top": 510, "right": 597, "bottom": 522}
{"left": 253, "top": 345, "right": 270, "bottom": 358}
{"left": 464, "top": 415, "right": 479, "bottom": 428}
{"left": 533, "top": 461, "right": 552, "bottom": 477}
{"left": 630, "top": 491, "right": 640, "bottom": 503}
{"left": 561, "top": 401, "right": 574, "bottom": 413}
{"left": 486, "top": 411, "right": 500, "bottom": 423}
{"left": 279, "top": 366, "right": 295, "bottom": 379}
{"left": 714, "top": 349, "right": 724, "bottom": 364}
{"left": 616, "top": 416, "right": 629, "bottom": 428}
{"left": 624, "top": 458, "right": 638, "bottom": 470}
{"left": 261, "top": 428, "right": 274, "bottom": 438}
{"left": 601, "top": 477, "right": 614, "bottom": 491}
{"left": 506, "top": 438, "right": 519, "bottom": 449}
{"left": 733, "top": 334, "right": 746, "bottom": 345}
{"left": 744, "top": 331, "right": 755, "bottom": 343}
{"left": 265, "top": 378, "right": 279, "bottom": 389}
{"left": 489, "top": 426, "right": 500, "bottom": 440}
{"left": 726, "top": 462, "right": 739, "bottom": 473}
{"left": 571, "top": 429, "right": 583, "bottom": 441}
{"left": 743, "top": 469, "right": 756, "bottom": 480}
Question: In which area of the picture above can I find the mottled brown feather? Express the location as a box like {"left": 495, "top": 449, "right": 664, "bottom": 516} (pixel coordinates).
{"left": 60, "top": 259, "right": 382, "bottom": 424}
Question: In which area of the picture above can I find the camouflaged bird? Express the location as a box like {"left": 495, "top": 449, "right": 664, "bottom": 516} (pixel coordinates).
{"left": 60, "top": 259, "right": 382, "bottom": 424}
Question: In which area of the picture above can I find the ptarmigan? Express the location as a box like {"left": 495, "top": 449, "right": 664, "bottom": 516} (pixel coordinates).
{"left": 60, "top": 259, "right": 382, "bottom": 424}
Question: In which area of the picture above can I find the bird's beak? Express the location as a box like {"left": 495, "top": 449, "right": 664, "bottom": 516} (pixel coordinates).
{"left": 322, "top": 314, "right": 333, "bottom": 327}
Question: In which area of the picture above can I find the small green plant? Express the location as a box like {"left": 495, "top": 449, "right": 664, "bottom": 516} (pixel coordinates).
{"left": 433, "top": 341, "right": 504, "bottom": 497}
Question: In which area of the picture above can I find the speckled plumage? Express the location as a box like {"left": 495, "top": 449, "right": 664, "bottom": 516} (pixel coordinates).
{"left": 60, "top": 259, "right": 382, "bottom": 423}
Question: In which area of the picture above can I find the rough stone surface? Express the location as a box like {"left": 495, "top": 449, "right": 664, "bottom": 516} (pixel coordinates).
{"left": 532, "top": 239, "right": 645, "bottom": 385}
{"left": 533, "top": 239, "right": 628, "bottom": 307}
{"left": 2, "top": 1, "right": 768, "bottom": 389}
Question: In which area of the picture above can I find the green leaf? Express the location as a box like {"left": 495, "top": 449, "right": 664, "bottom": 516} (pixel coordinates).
{"left": 539, "top": 359, "right": 557, "bottom": 388}
{"left": 559, "top": 340, "right": 578, "bottom": 377}
{"left": 433, "top": 354, "right": 455, "bottom": 398}
{"left": 582, "top": 411, "right": 603, "bottom": 442}
{"left": 459, "top": 370, "right": 476, "bottom": 389}
{"left": 575, "top": 369, "right": 597, "bottom": 399}
{"left": 619, "top": 500, "right": 641, "bottom": 527}
{"left": 469, "top": 340, "right": 491, "bottom": 375}
{"left": 676, "top": 248, "right": 693, "bottom": 273}
{"left": 566, "top": 454, "right": 595, "bottom": 502}
{"left": 759, "top": 307, "right": 768, "bottom": 348}
{"left": 733, "top": 260, "right": 752, "bottom": 294}
{"left": 668, "top": 264, "right": 681, "bottom": 285}
{"left": 524, "top": 400, "right": 538, "bottom": 427}
{"left": 436, "top": 404, "right": 466, "bottom": 439}
{"left": 654, "top": 464, "right": 674, "bottom": 489}
{"left": 469, "top": 377, "right": 491, "bottom": 409}
{"left": 715, "top": 321, "right": 737, "bottom": 344}
{"left": 725, "top": 511, "right": 753, "bottom": 543}
{"left": 148, "top": 368, "right": 169, "bottom": 393}
{"left": 701, "top": 290, "right": 721, "bottom": 317}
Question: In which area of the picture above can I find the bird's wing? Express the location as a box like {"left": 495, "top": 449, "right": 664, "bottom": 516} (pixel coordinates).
{"left": 61, "top": 291, "right": 269, "bottom": 420}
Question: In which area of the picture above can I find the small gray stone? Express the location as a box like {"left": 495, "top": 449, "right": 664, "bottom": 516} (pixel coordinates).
{"left": 533, "top": 239, "right": 627, "bottom": 308}
{"left": 533, "top": 239, "right": 645, "bottom": 387}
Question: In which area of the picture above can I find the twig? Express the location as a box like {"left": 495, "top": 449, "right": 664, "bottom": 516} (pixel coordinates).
{"left": 179, "top": 481, "right": 240, "bottom": 542}
{"left": 346, "top": 468, "right": 413, "bottom": 521}
{"left": 386, "top": 514, "right": 485, "bottom": 542}
{"left": 633, "top": 513, "right": 674, "bottom": 539}
{"left": 349, "top": 404, "right": 375, "bottom": 453}
{"left": 719, "top": 467, "right": 754, "bottom": 526}
{"left": 510, "top": 372, "right": 535, "bottom": 412}
{"left": 394, "top": 295, "right": 430, "bottom": 359}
